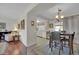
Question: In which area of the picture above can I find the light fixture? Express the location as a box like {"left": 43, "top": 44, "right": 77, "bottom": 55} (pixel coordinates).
{"left": 55, "top": 8, "right": 64, "bottom": 21}
{"left": 37, "top": 20, "right": 40, "bottom": 23}
{"left": 14, "top": 26, "right": 18, "bottom": 31}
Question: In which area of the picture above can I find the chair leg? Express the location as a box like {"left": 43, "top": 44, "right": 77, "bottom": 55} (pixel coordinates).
{"left": 69, "top": 41, "right": 73, "bottom": 55}
{"left": 59, "top": 45, "right": 61, "bottom": 55}
{"left": 50, "top": 43, "right": 52, "bottom": 52}
{"left": 61, "top": 41, "right": 63, "bottom": 51}
{"left": 71, "top": 42, "right": 73, "bottom": 54}
{"left": 51, "top": 47, "right": 53, "bottom": 52}
{"left": 54, "top": 41, "right": 57, "bottom": 47}
{"left": 49, "top": 40, "right": 51, "bottom": 48}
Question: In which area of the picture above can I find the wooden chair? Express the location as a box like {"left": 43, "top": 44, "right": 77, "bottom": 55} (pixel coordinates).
{"left": 60, "top": 32, "right": 75, "bottom": 54}
{"left": 49, "top": 31, "right": 61, "bottom": 52}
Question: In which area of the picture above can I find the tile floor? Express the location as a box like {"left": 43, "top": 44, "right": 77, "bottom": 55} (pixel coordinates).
{"left": 27, "top": 37, "right": 79, "bottom": 55}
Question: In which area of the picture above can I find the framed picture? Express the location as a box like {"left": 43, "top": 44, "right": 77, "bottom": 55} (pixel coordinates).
{"left": 49, "top": 23, "right": 53, "bottom": 28}
{"left": 21, "top": 19, "right": 25, "bottom": 30}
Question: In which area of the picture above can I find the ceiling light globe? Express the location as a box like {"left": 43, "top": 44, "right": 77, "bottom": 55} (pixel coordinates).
{"left": 56, "top": 15, "right": 59, "bottom": 19}
{"left": 37, "top": 20, "right": 40, "bottom": 23}
{"left": 61, "top": 16, "right": 64, "bottom": 18}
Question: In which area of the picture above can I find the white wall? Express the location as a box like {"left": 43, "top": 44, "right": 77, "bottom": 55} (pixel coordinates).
{"left": 16, "top": 15, "right": 27, "bottom": 47}
{"left": 16, "top": 14, "right": 36, "bottom": 47}
{"left": 27, "top": 15, "right": 37, "bottom": 47}
{"left": 0, "top": 19, "right": 16, "bottom": 31}
{"left": 63, "top": 15, "right": 79, "bottom": 44}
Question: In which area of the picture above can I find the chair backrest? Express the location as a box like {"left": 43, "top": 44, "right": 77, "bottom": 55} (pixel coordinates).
{"left": 50, "top": 31, "right": 60, "bottom": 41}
{"left": 72, "top": 32, "right": 75, "bottom": 40}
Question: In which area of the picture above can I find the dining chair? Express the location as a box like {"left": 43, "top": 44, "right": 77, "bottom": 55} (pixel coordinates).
{"left": 49, "top": 31, "right": 61, "bottom": 52}
{"left": 60, "top": 32, "right": 75, "bottom": 54}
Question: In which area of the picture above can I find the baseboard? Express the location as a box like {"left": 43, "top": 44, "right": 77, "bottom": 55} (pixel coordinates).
{"left": 18, "top": 39, "right": 27, "bottom": 48}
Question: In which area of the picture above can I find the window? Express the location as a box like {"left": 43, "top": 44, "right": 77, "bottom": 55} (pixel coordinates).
{"left": 54, "top": 22, "right": 63, "bottom": 31}
{"left": 54, "top": 25, "right": 63, "bottom": 31}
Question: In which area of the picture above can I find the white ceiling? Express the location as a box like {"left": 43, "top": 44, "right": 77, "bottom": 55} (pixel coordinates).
{"left": 32, "top": 3, "right": 79, "bottom": 20}
{"left": 1, "top": 3, "right": 79, "bottom": 21}
{"left": 0, "top": 3, "right": 38, "bottom": 21}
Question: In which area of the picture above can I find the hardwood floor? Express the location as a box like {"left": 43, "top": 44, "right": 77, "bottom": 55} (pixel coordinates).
{"left": 0, "top": 40, "right": 27, "bottom": 55}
